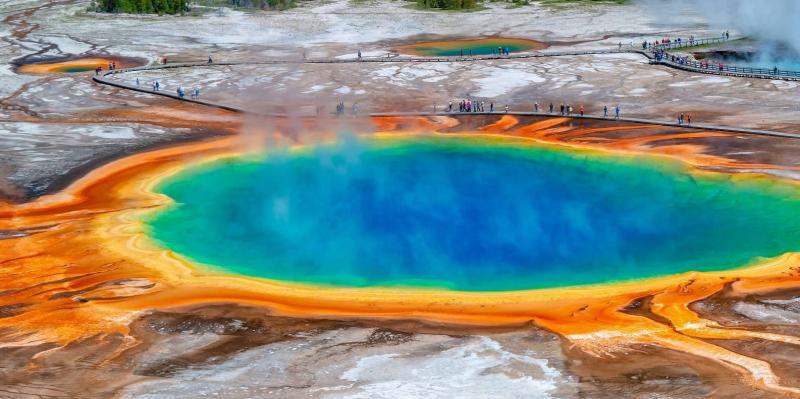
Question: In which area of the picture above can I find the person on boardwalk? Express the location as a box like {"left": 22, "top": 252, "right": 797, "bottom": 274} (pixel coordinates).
{"left": 504, "top": 104, "right": 509, "bottom": 113}
{"left": 208, "top": 55, "right": 213, "bottom": 64}
{"left": 579, "top": 104, "right": 584, "bottom": 116}
{"left": 549, "top": 103, "right": 554, "bottom": 113}
{"left": 448, "top": 101, "right": 453, "bottom": 112}
{"left": 560, "top": 103, "right": 565, "bottom": 115}
{"left": 534, "top": 102, "right": 539, "bottom": 112}
{"left": 135, "top": 77, "right": 139, "bottom": 86}
{"left": 490, "top": 102, "right": 494, "bottom": 112}
{"left": 686, "top": 114, "right": 691, "bottom": 125}
{"left": 603, "top": 105, "right": 608, "bottom": 118}
{"left": 615, "top": 105, "right": 620, "bottom": 120}
{"left": 357, "top": 50, "right": 362, "bottom": 60}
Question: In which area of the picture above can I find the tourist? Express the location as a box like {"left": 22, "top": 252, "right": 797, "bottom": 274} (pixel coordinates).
{"left": 448, "top": 101, "right": 453, "bottom": 112}
{"left": 618, "top": 42, "right": 622, "bottom": 50}
{"left": 615, "top": 105, "right": 620, "bottom": 120}
{"left": 135, "top": 77, "right": 139, "bottom": 86}
{"left": 534, "top": 102, "right": 539, "bottom": 112}
{"left": 194, "top": 87, "right": 200, "bottom": 99}
{"left": 686, "top": 114, "right": 691, "bottom": 125}
{"left": 490, "top": 102, "right": 494, "bottom": 112}
{"left": 357, "top": 50, "right": 362, "bottom": 60}
{"left": 579, "top": 104, "right": 584, "bottom": 116}
{"left": 603, "top": 105, "right": 608, "bottom": 118}
{"left": 549, "top": 103, "right": 554, "bottom": 113}
{"left": 504, "top": 104, "right": 509, "bottom": 113}
{"left": 208, "top": 55, "right": 213, "bottom": 64}
{"left": 433, "top": 103, "right": 437, "bottom": 113}
{"left": 353, "top": 102, "right": 358, "bottom": 115}
{"left": 560, "top": 103, "right": 565, "bottom": 115}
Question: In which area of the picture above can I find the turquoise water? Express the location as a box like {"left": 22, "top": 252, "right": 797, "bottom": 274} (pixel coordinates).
{"left": 408, "top": 39, "right": 540, "bottom": 57}
{"left": 147, "top": 136, "right": 800, "bottom": 291}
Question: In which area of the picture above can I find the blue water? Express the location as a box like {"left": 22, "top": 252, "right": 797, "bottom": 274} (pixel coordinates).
{"left": 147, "top": 136, "right": 800, "bottom": 291}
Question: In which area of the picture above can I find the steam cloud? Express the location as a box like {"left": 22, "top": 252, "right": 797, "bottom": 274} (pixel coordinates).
{"left": 695, "top": 0, "right": 800, "bottom": 53}
{"left": 641, "top": 0, "right": 800, "bottom": 54}
{"left": 640, "top": 0, "right": 800, "bottom": 66}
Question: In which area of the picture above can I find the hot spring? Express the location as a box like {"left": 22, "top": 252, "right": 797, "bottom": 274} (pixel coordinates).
{"left": 695, "top": 42, "right": 800, "bottom": 72}
{"left": 15, "top": 56, "right": 145, "bottom": 74}
{"left": 146, "top": 135, "right": 800, "bottom": 292}
{"left": 397, "top": 38, "right": 547, "bottom": 57}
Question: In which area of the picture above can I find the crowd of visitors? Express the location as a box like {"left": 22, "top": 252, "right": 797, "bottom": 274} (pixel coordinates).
{"left": 442, "top": 99, "right": 625, "bottom": 121}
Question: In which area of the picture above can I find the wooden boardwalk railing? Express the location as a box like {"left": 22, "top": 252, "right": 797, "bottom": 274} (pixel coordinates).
{"left": 94, "top": 69, "right": 800, "bottom": 140}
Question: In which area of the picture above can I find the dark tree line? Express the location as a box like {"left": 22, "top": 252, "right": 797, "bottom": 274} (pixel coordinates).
{"left": 228, "top": 0, "right": 296, "bottom": 10}
{"left": 415, "top": 0, "right": 477, "bottom": 9}
{"left": 96, "top": 0, "right": 188, "bottom": 14}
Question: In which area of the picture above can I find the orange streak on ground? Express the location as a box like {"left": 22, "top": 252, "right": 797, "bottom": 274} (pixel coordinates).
{"left": 479, "top": 114, "right": 518, "bottom": 132}
{"left": 4, "top": 116, "right": 800, "bottom": 395}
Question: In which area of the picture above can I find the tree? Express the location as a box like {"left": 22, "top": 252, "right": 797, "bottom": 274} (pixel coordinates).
{"left": 96, "top": 0, "right": 187, "bottom": 14}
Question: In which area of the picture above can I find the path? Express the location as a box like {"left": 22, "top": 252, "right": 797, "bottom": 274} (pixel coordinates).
{"left": 94, "top": 66, "right": 800, "bottom": 140}
{"left": 91, "top": 35, "right": 800, "bottom": 140}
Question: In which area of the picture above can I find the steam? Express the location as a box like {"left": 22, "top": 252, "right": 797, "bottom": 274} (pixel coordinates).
{"left": 707, "top": 1, "right": 800, "bottom": 53}
{"left": 639, "top": 0, "right": 800, "bottom": 69}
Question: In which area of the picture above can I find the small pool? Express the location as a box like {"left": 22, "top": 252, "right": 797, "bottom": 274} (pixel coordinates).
{"left": 397, "top": 37, "right": 547, "bottom": 57}
{"left": 15, "top": 56, "right": 145, "bottom": 74}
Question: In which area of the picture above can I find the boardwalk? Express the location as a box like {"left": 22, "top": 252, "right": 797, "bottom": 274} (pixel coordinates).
{"left": 648, "top": 37, "right": 800, "bottom": 81}
{"left": 92, "top": 35, "right": 800, "bottom": 140}
{"left": 94, "top": 68, "right": 800, "bottom": 140}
